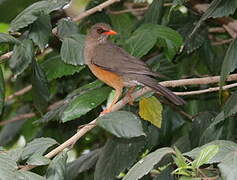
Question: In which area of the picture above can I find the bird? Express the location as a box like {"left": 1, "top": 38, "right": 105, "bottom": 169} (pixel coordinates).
{"left": 84, "top": 23, "right": 185, "bottom": 114}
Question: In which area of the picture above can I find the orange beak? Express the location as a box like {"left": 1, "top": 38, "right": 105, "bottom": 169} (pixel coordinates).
{"left": 103, "top": 30, "right": 117, "bottom": 35}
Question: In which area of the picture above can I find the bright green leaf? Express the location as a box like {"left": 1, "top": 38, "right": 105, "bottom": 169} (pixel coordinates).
{"left": 60, "top": 34, "right": 85, "bottom": 65}
{"left": 220, "top": 39, "right": 237, "bottom": 86}
{"left": 192, "top": 145, "right": 219, "bottom": 168}
{"left": 61, "top": 86, "right": 111, "bottom": 122}
{"left": 29, "top": 14, "right": 52, "bottom": 51}
{"left": 139, "top": 96, "right": 163, "bottom": 128}
{"left": 123, "top": 147, "right": 174, "bottom": 180}
{"left": 9, "top": 39, "right": 34, "bottom": 77}
{"left": 41, "top": 55, "right": 85, "bottom": 81}
{"left": 0, "top": 23, "right": 9, "bottom": 33}
{"left": 97, "top": 111, "right": 145, "bottom": 138}
{"left": 10, "top": 0, "right": 69, "bottom": 32}
{"left": 46, "top": 151, "right": 68, "bottom": 180}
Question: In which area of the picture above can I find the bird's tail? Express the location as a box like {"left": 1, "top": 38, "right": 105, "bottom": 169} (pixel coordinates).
{"left": 138, "top": 76, "right": 186, "bottom": 105}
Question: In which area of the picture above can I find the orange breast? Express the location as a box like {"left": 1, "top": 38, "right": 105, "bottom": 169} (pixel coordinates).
{"left": 89, "top": 64, "right": 124, "bottom": 90}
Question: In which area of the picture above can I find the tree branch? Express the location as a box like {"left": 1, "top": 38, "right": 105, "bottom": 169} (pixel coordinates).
{"left": 72, "top": 0, "right": 120, "bottom": 22}
{"left": 19, "top": 73, "right": 237, "bottom": 171}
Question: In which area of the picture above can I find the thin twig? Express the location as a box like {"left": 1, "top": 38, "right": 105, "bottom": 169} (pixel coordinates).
{"left": 174, "top": 83, "right": 237, "bottom": 96}
{"left": 0, "top": 113, "right": 36, "bottom": 126}
{"left": 0, "top": 51, "right": 13, "bottom": 62}
{"left": 5, "top": 85, "right": 32, "bottom": 101}
{"left": 212, "top": 38, "right": 233, "bottom": 46}
{"left": 209, "top": 27, "right": 226, "bottom": 33}
{"left": 108, "top": 7, "right": 148, "bottom": 14}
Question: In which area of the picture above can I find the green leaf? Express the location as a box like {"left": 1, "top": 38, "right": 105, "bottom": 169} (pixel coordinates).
{"left": 29, "top": 14, "right": 52, "bottom": 51}
{"left": 46, "top": 151, "right": 68, "bottom": 180}
{"left": 125, "top": 24, "right": 183, "bottom": 60}
{"left": 60, "top": 34, "right": 85, "bottom": 65}
{"left": 125, "top": 24, "right": 158, "bottom": 58}
{"left": 10, "top": 0, "right": 68, "bottom": 32}
{"left": 186, "top": 140, "right": 237, "bottom": 179}
{"left": 123, "top": 147, "right": 174, "bottom": 180}
{"left": 9, "top": 39, "right": 34, "bottom": 77}
{"left": 6, "top": 148, "right": 24, "bottom": 162}
{"left": 95, "top": 137, "right": 146, "bottom": 180}
{"left": 143, "top": 0, "right": 164, "bottom": 24}
{"left": 139, "top": 96, "right": 163, "bottom": 128}
{"left": 185, "top": 140, "right": 237, "bottom": 163}
{"left": 201, "top": 91, "right": 237, "bottom": 141}
{"left": 0, "top": 32, "right": 20, "bottom": 44}
{"left": 97, "top": 111, "right": 145, "bottom": 138}
{"left": 21, "top": 137, "right": 58, "bottom": 160}
{"left": 0, "top": 23, "right": 10, "bottom": 33}
{"left": 0, "top": 154, "right": 18, "bottom": 179}
{"left": 191, "top": 0, "right": 237, "bottom": 36}
{"left": 61, "top": 86, "right": 111, "bottom": 122}
{"left": 31, "top": 59, "right": 50, "bottom": 113}
{"left": 218, "top": 151, "right": 237, "bottom": 180}
{"left": 41, "top": 55, "right": 85, "bottom": 81}
{"left": 26, "top": 154, "right": 51, "bottom": 166}
{"left": 0, "top": 66, "right": 4, "bottom": 115}
{"left": 110, "top": 14, "right": 134, "bottom": 41}
{"left": 220, "top": 39, "right": 237, "bottom": 86}
{"left": 66, "top": 149, "right": 100, "bottom": 180}
{"left": 192, "top": 145, "right": 219, "bottom": 168}
{"left": 57, "top": 19, "right": 79, "bottom": 39}
{"left": 0, "top": 119, "right": 26, "bottom": 146}
{"left": 17, "top": 171, "right": 46, "bottom": 180}
{"left": 37, "top": 80, "right": 103, "bottom": 123}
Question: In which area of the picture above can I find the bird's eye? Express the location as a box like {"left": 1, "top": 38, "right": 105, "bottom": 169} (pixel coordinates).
{"left": 97, "top": 28, "right": 107, "bottom": 34}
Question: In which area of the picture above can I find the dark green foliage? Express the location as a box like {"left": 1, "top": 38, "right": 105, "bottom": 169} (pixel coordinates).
{"left": 29, "top": 14, "right": 52, "bottom": 51}
{"left": 1, "top": 0, "right": 237, "bottom": 179}
{"left": 9, "top": 39, "right": 34, "bottom": 77}
{"left": 0, "top": 66, "right": 4, "bottom": 115}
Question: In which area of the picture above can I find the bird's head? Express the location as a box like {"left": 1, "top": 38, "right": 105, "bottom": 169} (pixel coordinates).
{"left": 88, "top": 23, "right": 117, "bottom": 42}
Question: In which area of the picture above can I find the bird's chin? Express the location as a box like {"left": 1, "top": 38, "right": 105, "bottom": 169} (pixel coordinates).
{"left": 98, "top": 36, "right": 108, "bottom": 43}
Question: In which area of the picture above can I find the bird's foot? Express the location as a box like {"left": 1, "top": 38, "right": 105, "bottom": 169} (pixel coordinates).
{"left": 124, "top": 87, "right": 135, "bottom": 105}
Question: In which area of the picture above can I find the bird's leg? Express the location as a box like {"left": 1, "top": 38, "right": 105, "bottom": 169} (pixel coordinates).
{"left": 100, "top": 88, "right": 123, "bottom": 115}
{"left": 124, "top": 86, "right": 136, "bottom": 105}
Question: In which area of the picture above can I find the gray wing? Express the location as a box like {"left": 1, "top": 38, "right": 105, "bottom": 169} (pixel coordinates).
{"left": 91, "top": 42, "right": 159, "bottom": 77}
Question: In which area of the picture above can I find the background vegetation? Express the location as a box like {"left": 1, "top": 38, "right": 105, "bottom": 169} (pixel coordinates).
{"left": 0, "top": 0, "right": 237, "bottom": 179}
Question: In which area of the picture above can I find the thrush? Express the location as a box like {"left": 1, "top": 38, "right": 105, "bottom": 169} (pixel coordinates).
{"left": 84, "top": 23, "right": 185, "bottom": 114}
